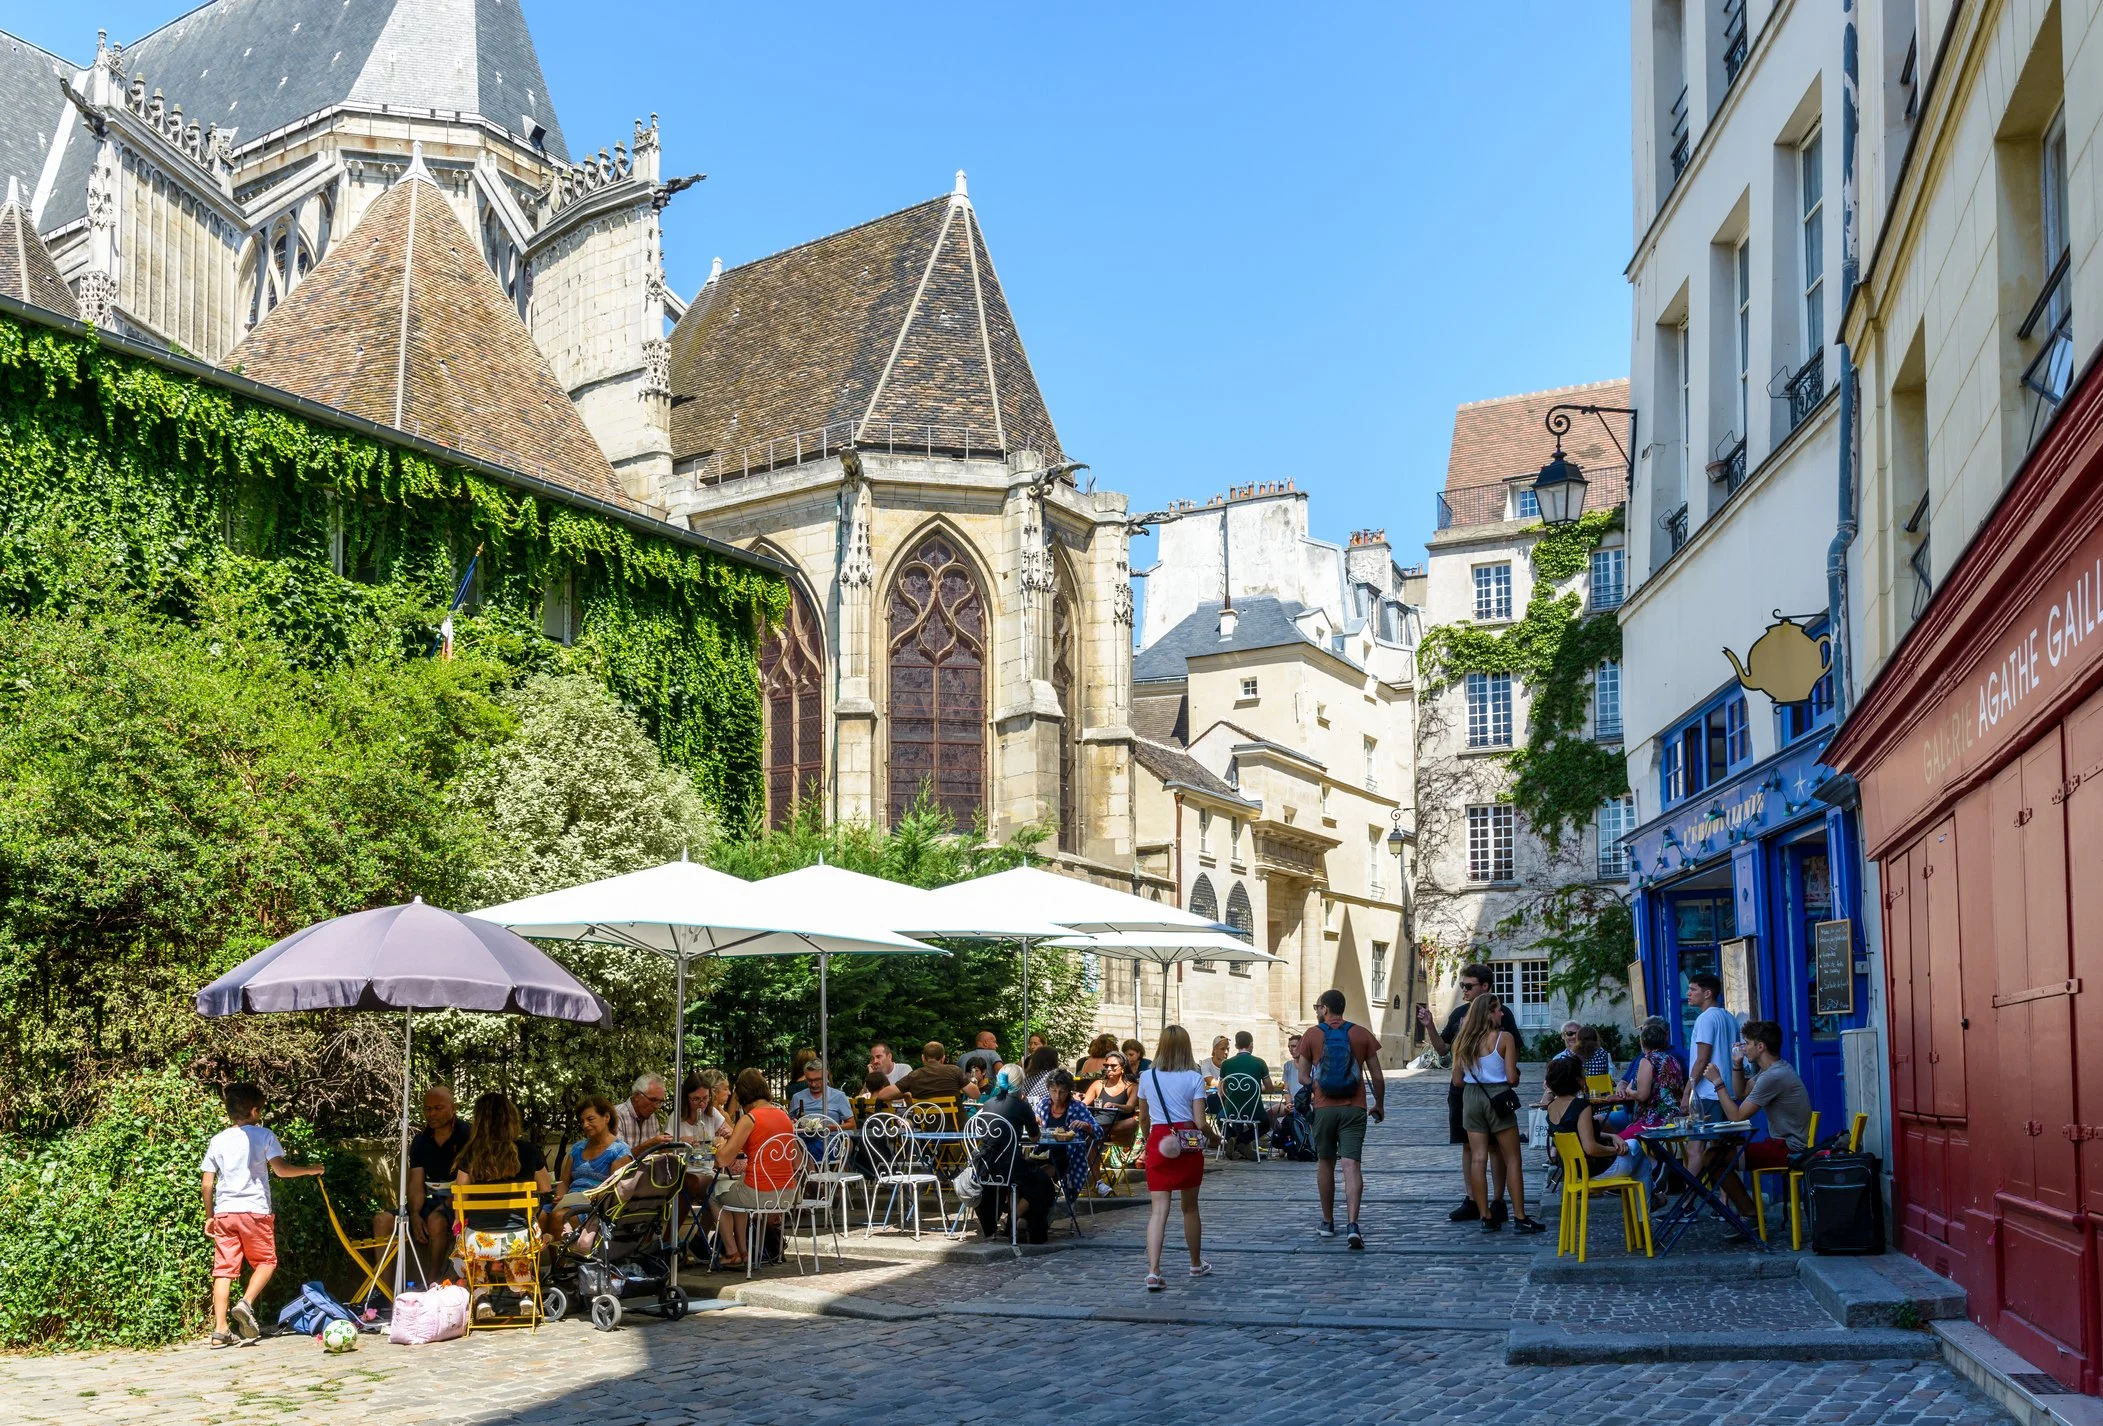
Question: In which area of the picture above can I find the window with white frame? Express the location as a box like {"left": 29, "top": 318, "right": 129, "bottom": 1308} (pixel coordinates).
{"left": 1319, "top": 783, "right": 1331, "bottom": 818}
{"left": 1230, "top": 818, "right": 1243, "bottom": 864}
{"left": 1465, "top": 671, "right": 1513, "bottom": 748}
{"left": 1363, "top": 736, "right": 1378, "bottom": 791}
{"left": 1678, "top": 319, "right": 1692, "bottom": 476}
{"left": 1489, "top": 960, "right": 1552, "bottom": 1028}
{"left": 1593, "top": 661, "right": 1621, "bottom": 740}
{"left": 1590, "top": 548, "right": 1625, "bottom": 610}
{"left": 1597, "top": 795, "right": 1636, "bottom": 878}
{"left": 1736, "top": 239, "right": 1752, "bottom": 440}
{"left": 1467, "top": 804, "right": 1515, "bottom": 883}
{"left": 1367, "top": 827, "right": 1384, "bottom": 898}
{"left": 1239, "top": 677, "right": 1259, "bottom": 699}
{"left": 1473, "top": 562, "right": 1513, "bottom": 621}
{"left": 1800, "top": 129, "right": 1825, "bottom": 357}
{"left": 1371, "top": 941, "right": 1389, "bottom": 1001}
{"left": 1513, "top": 487, "right": 1540, "bottom": 520}
{"left": 1198, "top": 808, "right": 1212, "bottom": 856}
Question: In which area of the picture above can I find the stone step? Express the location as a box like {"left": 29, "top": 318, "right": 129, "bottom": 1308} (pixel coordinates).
{"left": 1505, "top": 1324, "right": 1942, "bottom": 1365}
{"left": 1799, "top": 1253, "right": 1967, "bottom": 1327}
{"left": 1527, "top": 1250, "right": 1802, "bottom": 1284}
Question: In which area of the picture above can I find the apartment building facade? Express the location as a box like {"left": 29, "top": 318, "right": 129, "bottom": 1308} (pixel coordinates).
{"left": 1414, "top": 383, "right": 1633, "bottom": 1045}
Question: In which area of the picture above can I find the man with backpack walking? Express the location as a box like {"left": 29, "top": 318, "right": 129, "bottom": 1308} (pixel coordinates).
{"left": 1295, "top": 989, "right": 1384, "bottom": 1248}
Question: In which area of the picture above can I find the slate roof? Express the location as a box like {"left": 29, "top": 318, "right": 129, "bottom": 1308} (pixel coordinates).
{"left": 1130, "top": 690, "right": 1187, "bottom": 744}
{"left": 224, "top": 160, "right": 623, "bottom": 507}
{"left": 1133, "top": 597, "right": 1319, "bottom": 683}
{"left": 1445, "top": 378, "right": 1629, "bottom": 490}
{"left": 41, "top": 0, "right": 568, "bottom": 230}
{"left": 0, "top": 31, "right": 73, "bottom": 203}
{"left": 666, "top": 189, "right": 1062, "bottom": 475}
{"left": 0, "top": 180, "right": 77, "bottom": 318}
{"left": 1132, "top": 736, "right": 1249, "bottom": 804}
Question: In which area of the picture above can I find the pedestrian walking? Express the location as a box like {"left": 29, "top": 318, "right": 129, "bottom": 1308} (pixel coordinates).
{"left": 1416, "top": 962, "right": 1519, "bottom": 1222}
{"left": 1137, "top": 1024, "right": 1212, "bottom": 1291}
{"left": 1296, "top": 988, "right": 1384, "bottom": 1249}
{"left": 1454, "top": 995, "right": 1543, "bottom": 1234}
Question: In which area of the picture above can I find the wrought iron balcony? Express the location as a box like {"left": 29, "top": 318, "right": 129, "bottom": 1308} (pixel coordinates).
{"left": 1668, "top": 86, "right": 1691, "bottom": 182}
{"left": 1781, "top": 350, "right": 1826, "bottom": 433}
{"left": 2020, "top": 249, "right": 2074, "bottom": 450}
{"left": 1598, "top": 845, "right": 1631, "bottom": 880}
{"left": 1665, "top": 503, "right": 1690, "bottom": 554}
{"left": 1594, "top": 714, "right": 1622, "bottom": 743}
{"left": 1706, "top": 435, "right": 1747, "bottom": 496}
{"left": 1722, "top": 0, "right": 1749, "bottom": 85}
{"left": 1590, "top": 578, "right": 1625, "bottom": 612}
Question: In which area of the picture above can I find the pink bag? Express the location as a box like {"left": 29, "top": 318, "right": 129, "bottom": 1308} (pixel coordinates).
{"left": 387, "top": 1283, "right": 469, "bottom": 1345}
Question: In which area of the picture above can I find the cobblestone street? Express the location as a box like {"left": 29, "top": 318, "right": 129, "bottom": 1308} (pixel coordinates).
{"left": 0, "top": 1070, "right": 2013, "bottom": 1424}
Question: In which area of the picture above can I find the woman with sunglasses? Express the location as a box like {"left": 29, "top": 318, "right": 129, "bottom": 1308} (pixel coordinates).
{"left": 1082, "top": 1051, "right": 1141, "bottom": 1154}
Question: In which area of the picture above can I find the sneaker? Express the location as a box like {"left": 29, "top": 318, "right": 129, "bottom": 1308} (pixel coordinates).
{"left": 1511, "top": 1216, "right": 1546, "bottom": 1235}
{"left": 1317, "top": 1220, "right": 1336, "bottom": 1239}
{"left": 1489, "top": 1200, "right": 1510, "bottom": 1227}
{"left": 1448, "top": 1198, "right": 1481, "bottom": 1222}
{"left": 1480, "top": 1216, "right": 1503, "bottom": 1233}
{"left": 228, "top": 1297, "right": 260, "bottom": 1340}
{"left": 208, "top": 1331, "right": 237, "bottom": 1350}
{"left": 1346, "top": 1224, "right": 1364, "bottom": 1250}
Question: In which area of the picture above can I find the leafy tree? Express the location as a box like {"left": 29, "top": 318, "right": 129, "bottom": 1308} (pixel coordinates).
{"left": 1493, "top": 884, "right": 1635, "bottom": 1010}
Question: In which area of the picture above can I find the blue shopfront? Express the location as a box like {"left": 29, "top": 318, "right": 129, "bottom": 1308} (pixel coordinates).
{"left": 1622, "top": 726, "right": 1871, "bottom": 1130}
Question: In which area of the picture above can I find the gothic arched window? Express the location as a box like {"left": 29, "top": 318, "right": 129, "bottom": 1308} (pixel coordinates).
{"left": 1053, "top": 588, "right": 1079, "bottom": 853}
{"left": 1225, "top": 883, "right": 1254, "bottom": 942}
{"left": 760, "top": 581, "right": 825, "bottom": 829}
{"left": 887, "top": 533, "right": 986, "bottom": 827}
{"left": 1188, "top": 874, "right": 1218, "bottom": 921}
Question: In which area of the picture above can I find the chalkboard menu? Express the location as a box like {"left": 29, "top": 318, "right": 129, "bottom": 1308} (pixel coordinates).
{"left": 1812, "top": 919, "right": 1854, "bottom": 1015}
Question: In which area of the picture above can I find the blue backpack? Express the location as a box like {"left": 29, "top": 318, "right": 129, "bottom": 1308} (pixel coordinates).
{"left": 276, "top": 1281, "right": 362, "bottom": 1337}
{"left": 1315, "top": 1021, "right": 1360, "bottom": 1097}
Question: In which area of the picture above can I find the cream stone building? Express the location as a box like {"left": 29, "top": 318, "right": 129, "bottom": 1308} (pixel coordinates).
{"left": 1119, "top": 487, "right": 1420, "bottom": 1065}
{"left": 1, "top": 2, "right": 1145, "bottom": 875}
{"left": 1414, "top": 383, "right": 1632, "bottom": 1045}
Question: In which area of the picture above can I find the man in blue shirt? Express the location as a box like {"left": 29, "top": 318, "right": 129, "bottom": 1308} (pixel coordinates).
{"left": 787, "top": 1060, "right": 854, "bottom": 1127}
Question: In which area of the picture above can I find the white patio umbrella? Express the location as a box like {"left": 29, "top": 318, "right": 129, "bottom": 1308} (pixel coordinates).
{"left": 1044, "top": 930, "right": 1284, "bottom": 1034}
{"left": 926, "top": 865, "right": 1233, "bottom": 1047}
{"left": 751, "top": 863, "right": 1068, "bottom": 1062}
{"left": 470, "top": 856, "right": 941, "bottom": 1141}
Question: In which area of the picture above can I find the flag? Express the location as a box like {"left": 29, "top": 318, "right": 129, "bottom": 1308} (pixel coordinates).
{"left": 435, "top": 544, "right": 483, "bottom": 662}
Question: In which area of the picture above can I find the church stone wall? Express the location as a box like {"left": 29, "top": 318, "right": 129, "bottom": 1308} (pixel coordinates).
{"left": 115, "top": 152, "right": 240, "bottom": 362}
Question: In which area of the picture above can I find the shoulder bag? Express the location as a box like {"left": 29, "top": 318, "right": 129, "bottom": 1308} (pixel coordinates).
{"left": 1148, "top": 1069, "right": 1206, "bottom": 1158}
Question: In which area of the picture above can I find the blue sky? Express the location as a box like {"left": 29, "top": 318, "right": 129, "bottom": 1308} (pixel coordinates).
{"left": 9, "top": 1, "right": 1631, "bottom": 570}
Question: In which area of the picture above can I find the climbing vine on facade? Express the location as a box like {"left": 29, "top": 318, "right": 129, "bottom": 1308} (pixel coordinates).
{"left": 1417, "top": 507, "right": 1627, "bottom": 848}
{"left": 0, "top": 308, "right": 786, "bottom": 822}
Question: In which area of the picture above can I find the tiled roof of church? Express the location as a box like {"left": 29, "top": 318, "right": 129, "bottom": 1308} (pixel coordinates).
{"left": 1444, "top": 378, "right": 1629, "bottom": 489}
{"left": 40, "top": 0, "right": 568, "bottom": 231}
{"left": 0, "top": 178, "right": 77, "bottom": 319}
{"left": 0, "top": 31, "right": 74, "bottom": 202}
{"left": 225, "top": 154, "right": 623, "bottom": 508}
{"left": 666, "top": 178, "right": 1062, "bottom": 475}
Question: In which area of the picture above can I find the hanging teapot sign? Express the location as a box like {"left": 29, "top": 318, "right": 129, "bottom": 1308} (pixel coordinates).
{"left": 1724, "top": 611, "right": 1831, "bottom": 704}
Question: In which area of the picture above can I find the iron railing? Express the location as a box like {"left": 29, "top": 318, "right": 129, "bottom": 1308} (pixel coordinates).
{"left": 1590, "top": 576, "right": 1625, "bottom": 612}
{"left": 1780, "top": 350, "right": 1826, "bottom": 433}
{"left": 1665, "top": 503, "right": 1690, "bottom": 553}
{"left": 1594, "top": 713, "right": 1623, "bottom": 743}
{"left": 1707, "top": 435, "right": 1747, "bottom": 495}
{"left": 1668, "top": 86, "right": 1691, "bottom": 181}
{"left": 2019, "top": 249, "right": 2074, "bottom": 450}
{"left": 1436, "top": 469, "right": 1628, "bottom": 532}
{"left": 1722, "top": 0, "right": 1749, "bottom": 85}
{"left": 1598, "top": 843, "right": 1631, "bottom": 880}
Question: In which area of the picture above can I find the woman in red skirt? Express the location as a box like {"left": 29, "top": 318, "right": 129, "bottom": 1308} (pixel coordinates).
{"left": 1137, "top": 1024, "right": 1213, "bottom": 1290}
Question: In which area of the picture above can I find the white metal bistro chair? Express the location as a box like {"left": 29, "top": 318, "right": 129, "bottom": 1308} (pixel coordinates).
{"left": 1215, "top": 1072, "right": 1266, "bottom": 1161}
{"left": 861, "top": 1111, "right": 944, "bottom": 1240}
{"left": 723, "top": 1133, "right": 810, "bottom": 1278}
{"left": 963, "top": 1111, "right": 1022, "bottom": 1245}
{"left": 794, "top": 1116, "right": 854, "bottom": 1267}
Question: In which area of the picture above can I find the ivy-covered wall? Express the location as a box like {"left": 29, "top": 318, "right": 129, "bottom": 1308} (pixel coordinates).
{"left": 0, "top": 307, "right": 785, "bottom": 823}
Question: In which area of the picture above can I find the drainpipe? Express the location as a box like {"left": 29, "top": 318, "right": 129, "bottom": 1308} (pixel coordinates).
{"left": 1826, "top": 0, "right": 1860, "bottom": 720}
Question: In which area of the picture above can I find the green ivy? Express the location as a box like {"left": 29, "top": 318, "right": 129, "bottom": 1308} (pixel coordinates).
{"left": 0, "top": 311, "right": 785, "bottom": 822}
{"left": 1417, "top": 509, "right": 1628, "bottom": 847}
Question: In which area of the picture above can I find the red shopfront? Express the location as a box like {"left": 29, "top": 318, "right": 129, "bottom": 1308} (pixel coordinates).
{"left": 1828, "top": 356, "right": 2103, "bottom": 1394}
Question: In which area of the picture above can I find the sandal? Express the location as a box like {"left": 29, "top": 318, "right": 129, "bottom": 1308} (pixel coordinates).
{"left": 1188, "top": 1261, "right": 1214, "bottom": 1278}
{"left": 1145, "top": 1272, "right": 1165, "bottom": 1292}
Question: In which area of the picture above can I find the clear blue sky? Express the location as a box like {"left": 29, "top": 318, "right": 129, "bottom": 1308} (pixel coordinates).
{"left": 9, "top": 1, "right": 1632, "bottom": 570}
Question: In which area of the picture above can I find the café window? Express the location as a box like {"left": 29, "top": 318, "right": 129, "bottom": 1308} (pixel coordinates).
{"left": 1660, "top": 690, "right": 1752, "bottom": 807}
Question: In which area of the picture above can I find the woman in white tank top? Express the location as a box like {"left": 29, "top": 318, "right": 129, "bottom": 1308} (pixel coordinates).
{"left": 1453, "top": 995, "right": 1542, "bottom": 1235}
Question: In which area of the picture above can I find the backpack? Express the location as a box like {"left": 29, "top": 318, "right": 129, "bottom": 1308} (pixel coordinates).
{"left": 276, "top": 1280, "right": 362, "bottom": 1337}
{"left": 1315, "top": 1021, "right": 1360, "bottom": 1098}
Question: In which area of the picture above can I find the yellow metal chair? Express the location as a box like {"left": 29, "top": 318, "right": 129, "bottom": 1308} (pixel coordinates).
{"left": 1584, "top": 1074, "right": 1616, "bottom": 1099}
{"left": 1751, "top": 1109, "right": 1818, "bottom": 1249}
{"left": 1848, "top": 1111, "right": 1867, "bottom": 1150}
{"left": 1553, "top": 1131, "right": 1653, "bottom": 1262}
{"left": 317, "top": 1178, "right": 398, "bottom": 1304}
{"left": 451, "top": 1183, "right": 544, "bottom": 1332}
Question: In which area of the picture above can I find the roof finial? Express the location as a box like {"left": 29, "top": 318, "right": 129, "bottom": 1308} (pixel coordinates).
{"left": 405, "top": 140, "right": 431, "bottom": 183}
{"left": 3, "top": 176, "right": 17, "bottom": 208}
{"left": 952, "top": 169, "right": 969, "bottom": 202}
{"left": 707, "top": 255, "right": 722, "bottom": 284}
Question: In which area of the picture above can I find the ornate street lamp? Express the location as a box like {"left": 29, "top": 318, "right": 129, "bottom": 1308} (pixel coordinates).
{"left": 1537, "top": 402, "right": 1640, "bottom": 528}
{"left": 1386, "top": 807, "right": 1414, "bottom": 859}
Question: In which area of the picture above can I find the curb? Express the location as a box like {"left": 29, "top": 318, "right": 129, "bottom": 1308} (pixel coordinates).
{"left": 1524, "top": 1251, "right": 1802, "bottom": 1284}
{"left": 1799, "top": 1255, "right": 1966, "bottom": 1328}
{"left": 1504, "top": 1324, "right": 1941, "bottom": 1365}
{"left": 1933, "top": 1320, "right": 2103, "bottom": 1426}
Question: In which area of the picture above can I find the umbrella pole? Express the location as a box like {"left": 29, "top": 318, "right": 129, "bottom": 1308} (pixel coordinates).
{"left": 393, "top": 1006, "right": 412, "bottom": 1301}
{"left": 818, "top": 951, "right": 830, "bottom": 1093}
{"left": 1020, "top": 938, "right": 1030, "bottom": 1057}
{"left": 671, "top": 952, "right": 687, "bottom": 1291}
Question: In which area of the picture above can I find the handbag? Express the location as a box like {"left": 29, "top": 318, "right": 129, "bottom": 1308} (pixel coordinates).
{"left": 1149, "top": 1069, "right": 1206, "bottom": 1158}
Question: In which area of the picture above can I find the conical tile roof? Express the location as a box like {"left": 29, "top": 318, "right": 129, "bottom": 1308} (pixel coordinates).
{"left": 667, "top": 183, "right": 1062, "bottom": 478}
{"left": 225, "top": 160, "right": 623, "bottom": 506}
{"left": 0, "top": 177, "right": 77, "bottom": 319}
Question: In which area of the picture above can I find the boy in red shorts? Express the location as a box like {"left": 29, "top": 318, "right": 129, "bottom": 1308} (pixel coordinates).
{"left": 200, "top": 1083, "right": 324, "bottom": 1347}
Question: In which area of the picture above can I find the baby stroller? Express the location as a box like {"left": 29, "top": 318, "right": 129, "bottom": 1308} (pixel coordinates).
{"left": 544, "top": 1142, "right": 694, "bottom": 1331}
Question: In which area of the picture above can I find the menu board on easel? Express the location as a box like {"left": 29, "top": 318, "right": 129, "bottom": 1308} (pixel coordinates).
{"left": 1627, "top": 960, "right": 1647, "bottom": 1026}
{"left": 1813, "top": 919, "right": 1854, "bottom": 1015}
{"left": 1720, "top": 937, "right": 1757, "bottom": 1019}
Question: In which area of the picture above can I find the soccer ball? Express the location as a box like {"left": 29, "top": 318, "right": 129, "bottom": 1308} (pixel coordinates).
{"left": 320, "top": 1319, "right": 359, "bottom": 1353}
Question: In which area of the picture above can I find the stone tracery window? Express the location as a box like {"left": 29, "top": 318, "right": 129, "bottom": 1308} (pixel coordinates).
{"left": 760, "top": 580, "right": 825, "bottom": 829}
{"left": 1053, "top": 587, "right": 1079, "bottom": 853}
{"left": 887, "top": 533, "right": 986, "bottom": 827}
